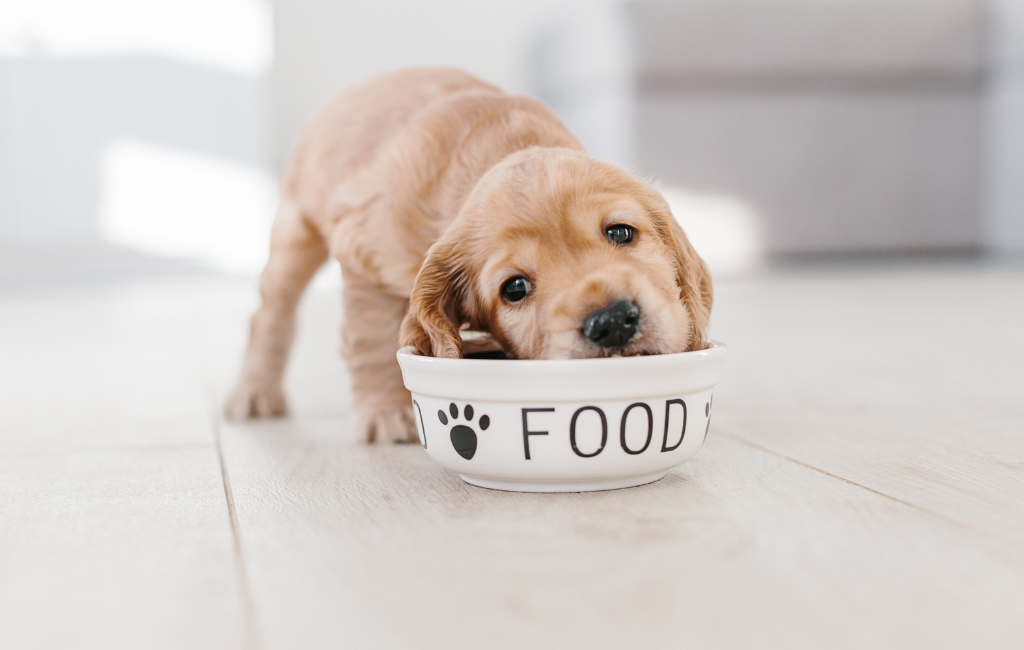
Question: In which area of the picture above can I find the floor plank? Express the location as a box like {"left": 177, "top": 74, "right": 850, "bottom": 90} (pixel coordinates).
{"left": 220, "top": 415, "right": 1024, "bottom": 650}
{"left": 0, "top": 280, "right": 216, "bottom": 453}
{"left": 5, "top": 260, "right": 1023, "bottom": 649}
{"left": 0, "top": 447, "right": 249, "bottom": 650}
{"left": 708, "top": 264, "right": 1024, "bottom": 543}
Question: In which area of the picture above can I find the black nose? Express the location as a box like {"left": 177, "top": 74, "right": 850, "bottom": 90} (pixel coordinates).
{"left": 582, "top": 300, "right": 640, "bottom": 349}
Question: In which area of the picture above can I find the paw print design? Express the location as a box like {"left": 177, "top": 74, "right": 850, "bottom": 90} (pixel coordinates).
{"left": 703, "top": 395, "right": 714, "bottom": 441}
{"left": 437, "top": 402, "right": 490, "bottom": 460}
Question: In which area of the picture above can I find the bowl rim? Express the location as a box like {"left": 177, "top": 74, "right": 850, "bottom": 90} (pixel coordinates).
{"left": 397, "top": 340, "right": 727, "bottom": 402}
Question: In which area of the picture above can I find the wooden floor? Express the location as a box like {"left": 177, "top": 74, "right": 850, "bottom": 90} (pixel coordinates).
{"left": 1, "top": 255, "right": 1022, "bottom": 649}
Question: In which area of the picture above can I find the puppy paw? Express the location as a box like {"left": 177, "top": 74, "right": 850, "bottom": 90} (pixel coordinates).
{"left": 353, "top": 406, "right": 418, "bottom": 444}
{"left": 224, "top": 378, "right": 289, "bottom": 420}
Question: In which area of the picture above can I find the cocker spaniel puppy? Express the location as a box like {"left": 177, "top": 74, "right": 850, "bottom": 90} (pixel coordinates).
{"left": 226, "top": 68, "right": 712, "bottom": 443}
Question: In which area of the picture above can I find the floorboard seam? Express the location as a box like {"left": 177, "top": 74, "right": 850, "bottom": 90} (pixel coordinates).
{"left": 0, "top": 442, "right": 213, "bottom": 458}
{"left": 213, "top": 412, "right": 263, "bottom": 650}
{"left": 720, "top": 430, "right": 1024, "bottom": 553}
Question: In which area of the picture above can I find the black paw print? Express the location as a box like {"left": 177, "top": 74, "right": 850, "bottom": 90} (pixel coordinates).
{"left": 437, "top": 402, "right": 490, "bottom": 460}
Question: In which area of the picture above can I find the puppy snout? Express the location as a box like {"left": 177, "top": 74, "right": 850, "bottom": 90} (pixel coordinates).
{"left": 582, "top": 300, "right": 640, "bottom": 349}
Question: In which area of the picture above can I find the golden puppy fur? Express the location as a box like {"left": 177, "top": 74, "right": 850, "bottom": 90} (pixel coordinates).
{"left": 225, "top": 67, "right": 712, "bottom": 443}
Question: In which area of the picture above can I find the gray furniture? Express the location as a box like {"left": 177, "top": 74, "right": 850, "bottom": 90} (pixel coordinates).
{"left": 985, "top": 0, "right": 1024, "bottom": 254}
{"left": 534, "top": 1, "right": 1005, "bottom": 255}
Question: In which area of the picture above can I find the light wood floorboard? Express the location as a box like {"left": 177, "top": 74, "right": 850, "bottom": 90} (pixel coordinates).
{"left": 709, "top": 266, "right": 1024, "bottom": 544}
{"left": 0, "top": 276, "right": 253, "bottom": 649}
{"left": 0, "top": 281, "right": 216, "bottom": 453}
{"left": 0, "top": 448, "right": 249, "bottom": 650}
{"left": 219, "top": 415, "right": 1024, "bottom": 650}
{"left": 2, "top": 260, "right": 1022, "bottom": 649}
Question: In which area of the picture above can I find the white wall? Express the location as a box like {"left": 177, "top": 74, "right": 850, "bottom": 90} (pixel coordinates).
{"left": 0, "top": 0, "right": 275, "bottom": 261}
{"left": 3, "top": 0, "right": 1021, "bottom": 258}
{"left": 0, "top": 0, "right": 585, "bottom": 263}
{"left": 0, "top": 56, "right": 271, "bottom": 247}
{"left": 269, "top": 0, "right": 584, "bottom": 168}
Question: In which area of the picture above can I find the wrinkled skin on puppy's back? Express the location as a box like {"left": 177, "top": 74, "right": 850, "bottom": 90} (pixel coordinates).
{"left": 284, "top": 67, "right": 585, "bottom": 296}
{"left": 282, "top": 68, "right": 498, "bottom": 224}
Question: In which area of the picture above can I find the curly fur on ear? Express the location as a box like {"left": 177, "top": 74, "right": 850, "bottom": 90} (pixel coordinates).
{"left": 399, "top": 239, "right": 467, "bottom": 358}
{"left": 674, "top": 226, "right": 713, "bottom": 351}
{"left": 647, "top": 193, "right": 713, "bottom": 351}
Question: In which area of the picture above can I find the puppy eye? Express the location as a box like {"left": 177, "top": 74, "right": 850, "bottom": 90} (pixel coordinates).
{"left": 605, "top": 224, "right": 634, "bottom": 244}
{"left": 501, "top": 276, "right": 531, "bottom": 303}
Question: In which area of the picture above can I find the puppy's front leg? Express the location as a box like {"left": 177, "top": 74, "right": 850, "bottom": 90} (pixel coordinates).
{"left": 341, "top": 279, "right": 416, "bottom": 443}
{"left": 225, "top": 206, "right": 328, "bottom": 419}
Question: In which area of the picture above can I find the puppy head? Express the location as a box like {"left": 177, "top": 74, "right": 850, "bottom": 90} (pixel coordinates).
{"left": 400, "top": 148, "right": 712, "bottom": 359}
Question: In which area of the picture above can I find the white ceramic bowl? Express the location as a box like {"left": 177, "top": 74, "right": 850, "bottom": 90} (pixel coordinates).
{"left": 396, "top": 341, "right": 726, "bottom": 492}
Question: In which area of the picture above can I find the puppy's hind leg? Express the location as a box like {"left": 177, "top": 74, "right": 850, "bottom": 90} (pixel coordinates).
{"left": 341, "top": 279, "right": 417, "bottom": 444}
{"left": 225, "top": 202, "right": 328, "bottom": 419}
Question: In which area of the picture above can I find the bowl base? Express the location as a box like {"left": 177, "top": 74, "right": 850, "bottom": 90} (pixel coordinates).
{"left": 459, "top": 471, "right": 667, "bottom": 493}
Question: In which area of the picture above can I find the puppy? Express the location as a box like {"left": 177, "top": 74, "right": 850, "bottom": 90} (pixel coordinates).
{"left": 225, "top": 67, "right": 712, "bottom": 443}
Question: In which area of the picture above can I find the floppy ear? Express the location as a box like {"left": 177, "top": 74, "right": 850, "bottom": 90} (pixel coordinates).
{"left": 399, "top": 239, "right": 468, "bottom": 358}
{"left": 663, "top": 216, "right": 714, "bottom": 351}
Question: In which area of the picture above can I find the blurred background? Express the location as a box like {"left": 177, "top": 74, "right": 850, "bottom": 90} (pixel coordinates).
{"left": 2, "top": 0, "right": 1021, "bottom": 279}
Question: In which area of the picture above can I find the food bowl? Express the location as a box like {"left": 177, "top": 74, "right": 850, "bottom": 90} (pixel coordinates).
{"left": 396, "top": 341, "right": 726, "bottom": 492}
